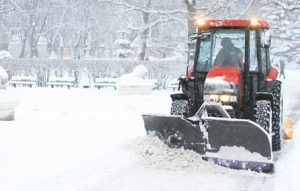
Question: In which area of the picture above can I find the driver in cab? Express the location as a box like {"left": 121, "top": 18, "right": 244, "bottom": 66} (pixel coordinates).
{"left": 213, "top": 37, "right": 244, "bottom": 71}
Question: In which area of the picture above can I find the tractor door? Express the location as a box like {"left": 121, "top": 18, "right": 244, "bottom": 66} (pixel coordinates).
{"left": 192, "top": 32, "right": 213, "bottom": 113}
{"left": 257, "top": 29, "right": 272, "bottom": 90}
{"left": 242, "top": 29, "right": 272, "bottom": 119}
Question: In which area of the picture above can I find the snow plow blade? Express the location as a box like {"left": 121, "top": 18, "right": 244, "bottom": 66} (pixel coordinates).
{"left": 142, "top": 115, "right": 206, "bottom": 154}
{"left": 142, "top": 112, "right": 273, "bottom": 172}
{"left": 203, "top": 117, "right": 273, "bottom": 172}
{"left": 204, "top": 118, "right": 272, "bottom": 159}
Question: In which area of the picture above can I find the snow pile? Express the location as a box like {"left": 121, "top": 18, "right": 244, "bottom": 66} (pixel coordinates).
{"left": 0, "top": 50, "right": 12, "bottom": 59}
{"left": 128, "top": 134, "right": 210, "bottom": 170}
{"left": 0, "top": 66, "right": 8, "bottom": 89}
{"left": 116, "top": 65, "right": 154, "bottom": 86}
{"left": 116, "top": 65, "right": 155, "bottom": 95}
{"left": 0, "top": 67, "right": 19, "bottom": 119}
{"left": 129, "top": 133, "right": 237, "bottom": 171}
{"left": 128, "top": 134, "right": 270, "bottom": 179}
{"left": 206, "top": 146, "right": 271, "bottom": 163}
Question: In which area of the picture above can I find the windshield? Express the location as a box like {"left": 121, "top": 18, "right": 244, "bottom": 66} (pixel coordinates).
{"left": 195, "top": 29, "right": 246, "bottom": 72}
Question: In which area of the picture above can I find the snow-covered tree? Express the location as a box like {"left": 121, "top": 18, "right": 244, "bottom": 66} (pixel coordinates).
{"left": 104, "top": 0, "right": 186, "bottom": 60}
{"left": 0, "top": 0, "right": 296, "bottom": 65}
{"left": 259, "top": 0, "right": 300, "bottom": 66}
{"left": 7, "top": 0, "right": 54, "bottom": 58}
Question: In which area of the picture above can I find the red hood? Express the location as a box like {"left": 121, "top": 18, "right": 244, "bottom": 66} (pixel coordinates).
{"left": 207, "top": 66, "right": 241, "bottom": 85}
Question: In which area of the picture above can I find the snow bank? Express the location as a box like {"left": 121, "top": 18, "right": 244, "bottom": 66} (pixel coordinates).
{"left": 116, "top": 65, "right": 154, "bottom": 86}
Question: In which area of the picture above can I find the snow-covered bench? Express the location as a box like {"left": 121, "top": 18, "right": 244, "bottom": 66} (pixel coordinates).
{"left": 47, "top": 77, "right": 75, "bottom": 89}
{"left": 94, "top": 78, "right": 117, "bottom": 90}
{"left": 9, "top": 76, "right": 37, "bottom": 88}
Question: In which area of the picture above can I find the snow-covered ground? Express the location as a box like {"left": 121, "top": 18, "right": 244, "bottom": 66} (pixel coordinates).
{"left": 0, "top": 70, "right": 299, "bottom": 191}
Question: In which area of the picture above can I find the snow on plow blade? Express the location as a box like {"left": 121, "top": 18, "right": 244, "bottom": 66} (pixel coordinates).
{"left": 142, "top": 113, "right": 273, "bottom": 172}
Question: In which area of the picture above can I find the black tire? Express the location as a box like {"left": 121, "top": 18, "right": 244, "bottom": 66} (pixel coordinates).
{"left": 268, "top": 81, "right": 283, "bottom": 151}
{"left": 253, "top": 100, "right": 272, "bottom": 133}
{"left": 170, "top": 100, "right": 188, "bottom": 115}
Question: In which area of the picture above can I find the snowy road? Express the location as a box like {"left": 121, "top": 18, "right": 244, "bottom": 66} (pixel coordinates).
{"left": 0, "top": 70, "right": 299, "bottom": 191}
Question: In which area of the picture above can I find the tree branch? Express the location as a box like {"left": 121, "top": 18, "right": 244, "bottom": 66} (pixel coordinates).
{"left": 238, "top": 0, "right": 255, "bottom": 18}
{"left": 273, "top": 0, "right": 300, "bottom": 11}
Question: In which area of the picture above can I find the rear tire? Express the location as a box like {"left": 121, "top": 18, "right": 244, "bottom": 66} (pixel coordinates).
{"left": 170, "top": 100, "right": 188, "bottom": 115}
{"left": 253, "top": 100, "right": 272, "bottom": 133}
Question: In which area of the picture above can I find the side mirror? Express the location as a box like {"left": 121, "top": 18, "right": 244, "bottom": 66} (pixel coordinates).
{"left": 261, "top": 30, "right": 271, "bottom": 48}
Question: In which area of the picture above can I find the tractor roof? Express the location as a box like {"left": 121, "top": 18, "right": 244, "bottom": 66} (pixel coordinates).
{"left": 194, "top": 19, "right": 269, "bottom": 29}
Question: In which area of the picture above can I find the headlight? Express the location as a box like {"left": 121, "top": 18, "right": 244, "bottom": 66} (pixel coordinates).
{"left": 220, "top": 95, "right": 230, "bottom": 102}
{"left": 229, "top": 95, "right": 237, "bottom": 102}
{"left": 204, "top": 94, "right": 237, "bottom": 103}
{"left": 209, "top": 94, "right": 219, "bottom": 101}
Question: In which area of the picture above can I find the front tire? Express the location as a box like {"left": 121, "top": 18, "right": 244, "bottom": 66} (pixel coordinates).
{"left": 269, "top": 81, "right": 283, "bottom": 151}
{"left": 253, "top": 100, "right": 272, "bottom": 133}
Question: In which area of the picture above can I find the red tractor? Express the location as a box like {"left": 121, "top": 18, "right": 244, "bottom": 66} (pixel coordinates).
{"left": 143, "top": 19, "right": 283, "bottom": 172}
